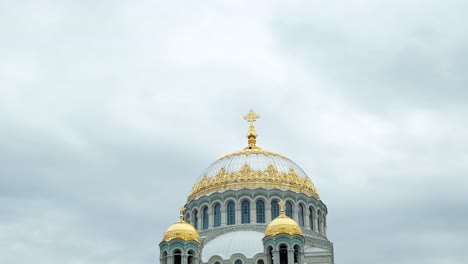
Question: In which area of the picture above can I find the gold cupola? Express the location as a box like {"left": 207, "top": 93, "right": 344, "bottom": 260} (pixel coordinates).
{"left": 265, "top": 200, "right": 302, "bottom": 237}
{"left": 163, "top": 207, "right": 200, "bottom": 243}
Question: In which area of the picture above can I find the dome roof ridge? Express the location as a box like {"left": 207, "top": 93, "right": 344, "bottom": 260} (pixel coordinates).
{"left": 219, "top": 146, "right": 288, "bottom": 159}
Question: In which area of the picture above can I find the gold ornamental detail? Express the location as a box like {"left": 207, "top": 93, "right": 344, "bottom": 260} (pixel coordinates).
{"left": 187, "top": 164, "right": 320, "bottom": 201}
{"left": 265, "top": 200, "right": 302, "bottom": 236}
{"left": 220, "top": 148, "right": 287, "bottom": 159}
{"left": 163, "top": 207, "right": 200, "bottom": 243}
{"left": 244, "top": 109, "right": 260, "bottom": 149}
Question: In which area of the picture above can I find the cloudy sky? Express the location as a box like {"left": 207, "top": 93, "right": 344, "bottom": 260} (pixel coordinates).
{"left": 1, "top": 0, "right": 467, "bottom": 263}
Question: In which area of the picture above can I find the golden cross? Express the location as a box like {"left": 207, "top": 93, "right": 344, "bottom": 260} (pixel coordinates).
{"left": 243, "top": 109, "right": 260, "bottom": 126}
{"left": 278, "top": 200, "right": 285, "bottom": 215}
{"left": 244, "top": 110, "right": 260, "bottom": 148}
{"left": 179, "top": 206, "right": 186, "bottom": 221}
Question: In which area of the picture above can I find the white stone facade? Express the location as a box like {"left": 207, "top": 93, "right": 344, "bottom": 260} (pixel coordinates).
{"left": 159, "top": 187, "right": 334, "bottom": 264}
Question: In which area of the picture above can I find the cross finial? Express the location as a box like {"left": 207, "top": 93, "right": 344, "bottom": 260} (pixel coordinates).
{"left": 243, "top": 109, "right": 260, "bottom": 148}
{"left": 244, "top": 109, "right": 260, "bottom": 124}
{"left": 179, "top": 207, "right": 186, "bottom": 222}
{"left": 278, "top": 200, "right": 286, "bottom": 216}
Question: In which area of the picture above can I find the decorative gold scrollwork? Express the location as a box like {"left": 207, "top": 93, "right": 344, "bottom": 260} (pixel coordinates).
{"left": 187, "top": 164, "right": 320, "bottom": 201}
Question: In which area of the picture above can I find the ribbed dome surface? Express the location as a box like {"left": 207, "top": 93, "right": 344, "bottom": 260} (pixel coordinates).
{"left": 187, "top": 148, "right": 320, "bottom": 201}
{"left": 199, "top": 149, "right": 308, "bottom": 180}
{"left": 202, "top": 231, "right": 264, "bottom": 262}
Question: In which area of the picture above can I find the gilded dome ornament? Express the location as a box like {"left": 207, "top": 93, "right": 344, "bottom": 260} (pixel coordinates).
{"left": 188, "top": 164, "right": 319, "bottom": 201}
{"left": 187, "top": 110, "right": 320, "bottom": 202}
{"left": 163, "top": 207, "right": 200, "bottom": 243}
{"left": 244, "top": 109, "right": 260, "bottom": 149}
{"left": 264, "top": 200, "right": 302, "bottom": 237}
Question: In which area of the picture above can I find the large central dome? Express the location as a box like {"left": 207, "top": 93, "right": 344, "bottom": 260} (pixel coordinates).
{"left": 160, "top": 110, "right": 334, "bottom": 264}
{"left": 201, "top": 149, "right": 308, "bottom": 178}
{"left": 187, "top": 110, "right": 319, "bottom": 201}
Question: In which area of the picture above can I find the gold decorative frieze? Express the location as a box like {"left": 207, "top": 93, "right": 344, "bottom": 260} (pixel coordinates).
{"left": 187, "top": 164, "right": 320, "bottom": 201}
{"left": 220, "top": 148, "right": 287, "bottom": 159}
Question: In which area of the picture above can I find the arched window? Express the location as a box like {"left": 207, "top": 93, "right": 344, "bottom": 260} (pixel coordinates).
{"left": 298, "top": 204, "right": 304, "bottom": 227}
{"left": 257, "top": 260, "right": 264, "bottom": 264}
{"left": 174, "top": 250, "right": 182, "bottom": 264}
{"left": 256, "top": 200, "right": 265, "bottom": 223}
{"left": 193, "top": 210, "right": 198, "bottom": 230}
{"left": 235, "top": 260, "right": 242, "bottom": 264}
{"left": 279, "top": 244, "right": 288, "bottom": 264}
{"left": 241, "top": 200, "right": 250, "bottom": 224}
{"left": 214, "top": 262, "right": 220, "bottom": 264}
{"left": 271, "top": 200, "right": 279, "bottom": 219}
{"left": 227, "top": 201, "right": 235, "bottom": 225}
{"left": 285, "top": 201, "right": 293, "bottom": 218}
{"left": 324, "top": 214, "right": 327, "bottom": 230}
{"left": 293, "top": 245, "right": 301, "bottom": 264}
{"left": 309, "top": 207, "right": 314, "bottom": 230}
{"left": 202, "top": 207, "right": 209, "bottom": 230}
{"left": 161, "top": 251, "right": 168, "bottom": 264}
{"left": 268, "top": 246, "right": 273, "bottom": 264}
{"left": 318, "top": 210, "right": 323, "bottom": 234}
{"left": 214, "top": 204, "right": 221, "bottom": 227}
{"left": 187, "top": 250, "right": 195, "bottom": 264}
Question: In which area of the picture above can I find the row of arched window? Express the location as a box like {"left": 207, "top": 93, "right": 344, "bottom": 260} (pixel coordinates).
{"left": 187, "top": 200, "right": 326, "bottom": 234}
{"left": 214, "top": 259, "right": 263, "bottom": 264}
{"left": 161, "top": 249, "right": 197, "bottom": 264}
{"left": 213, "top": 260, "right": 256, "bottom": 264}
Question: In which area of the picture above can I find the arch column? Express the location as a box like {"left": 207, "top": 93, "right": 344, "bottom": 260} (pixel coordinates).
{"left": 304, "top": 209, "right": 310, "bottom": 229}
{"left": 287, "top": 249, "right": 294, "bottom": 264}
{"left": 208, "top": 208, "right": 213, "bottom": 228}
{"left": 167, "top": 256, "right": 174, "bottom": 264}
{"left": 266, "top": 251, "right": 272, "bottom": 264}
{"left": 192, "top": 211, "right": 198, "bottom": 230}
{"left": 313, "top": 214, "right": 318, "bottom": 232}
{"left": 181, "top": 254, "right": 188, "bottom": 264}
{"left": 221, "top": 207, "right": 226, "bottom": 226}
{"left": 266, "top": 204, "right": 272, "bottom": 222}
{"left": 251, "top": 203, "right": 256, "bottom": 223}
{"left": 292, "top": 204, "right": 298, "bottom": 221}
{"left": 298, "top": 252, "right": 304, "bottom": 264}
{"left": 273, "top": 250, "right": 279, "bottom": 264}
{"left": 324, "top": 215, "right": 327, "bottom": 236}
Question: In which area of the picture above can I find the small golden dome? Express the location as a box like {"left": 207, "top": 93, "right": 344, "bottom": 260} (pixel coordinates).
{"left": 163, "top": 208, "right": 200, "bottom": 243}
{"left": 265, "top": 201, "right": 302, "bottom": 237}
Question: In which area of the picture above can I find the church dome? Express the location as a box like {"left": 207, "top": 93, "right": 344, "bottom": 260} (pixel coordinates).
{"left": 202, "top": 231, "right": 264, "bottom": 262}
{"left": 202, "top": 149, "right": 308, "bottom": 178}
{"left": 187, "top": 110, "right": 319, "bottom": 202}
{"left": 265, "top": 202, "right": 302, "bottom": 237}
{"left": 163, "top": 211, "right": 200, "bottom": 243}
{"left": 160, "top": 110, "right": 334, "bottom": 264}
{"left": 188, "top": 147, "right": 319, "bottom": 201}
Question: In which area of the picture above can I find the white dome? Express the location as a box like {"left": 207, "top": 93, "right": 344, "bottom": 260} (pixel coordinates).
{"left": 202, "top": 231, "right": 264, "bottom": 262}
{"left": 199, "top": 149, "right": 308, "bottom": 180}
{"left": 187, "top": 148, "right": 320, "bottom": 201}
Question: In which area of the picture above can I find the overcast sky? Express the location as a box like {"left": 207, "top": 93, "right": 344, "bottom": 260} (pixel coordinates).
{"left": 1, "top": 1, "right": 468, "bottom": 264}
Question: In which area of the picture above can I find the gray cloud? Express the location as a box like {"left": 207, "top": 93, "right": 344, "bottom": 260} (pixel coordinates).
{"left": 272, "top": 1, "right": 468, "bottom": 108}
{"left": 1, "top": 1, "right": 467, "bottom": 264}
